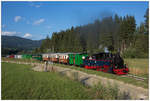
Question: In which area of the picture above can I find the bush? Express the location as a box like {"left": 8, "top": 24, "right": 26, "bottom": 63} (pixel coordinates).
{"left": 90, "top": 83, "right": 131, "bottom": 100}
{"left": 122, "top": 48, "right": 148, "bottom": 58}
{"left": 91, "top": 83, "right": 119, "bottom": 99}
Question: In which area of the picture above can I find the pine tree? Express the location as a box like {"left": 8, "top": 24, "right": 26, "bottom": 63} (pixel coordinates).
{"left": 119, "top": 15, "right": 136, "bottom": 54}
{"left": 144, "top": 8, "right": 149, "bottom": 34}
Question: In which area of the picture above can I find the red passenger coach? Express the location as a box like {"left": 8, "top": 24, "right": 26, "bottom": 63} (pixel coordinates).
{"left": 42, "top": 53, "right": 50, "bottom": 61}
{"left": 58, "top": 53, "right": 69, "bottom": 64}
{"left": 9, "top": 55, "right": 14, "bottom": 58}
{"left": 51, "top": 53, "right": 59, "bottom": 63}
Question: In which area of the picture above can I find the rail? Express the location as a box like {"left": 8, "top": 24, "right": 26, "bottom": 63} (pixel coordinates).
{"left": 120, "top": 73, "right": 148, "bottom": 81}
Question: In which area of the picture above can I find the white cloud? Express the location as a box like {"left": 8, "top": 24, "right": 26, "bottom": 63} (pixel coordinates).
{"left": 2, "top": 31, "right": 17, "bottom": 36}
{"left": 33, "top": 18, "right": 45, "bottom": 25}
{"left": 14, "top": 16, "right": 22, "bottom": 22}
{"left": 23, "top": 33, "right": 32, "bottom": 38}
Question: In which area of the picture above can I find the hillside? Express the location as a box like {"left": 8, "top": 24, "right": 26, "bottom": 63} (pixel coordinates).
{"left": 2, "top": 36, "right": 42, "bottom": 50}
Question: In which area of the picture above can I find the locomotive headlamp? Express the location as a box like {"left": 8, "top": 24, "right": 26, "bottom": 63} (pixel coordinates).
{"left": 82, "top": 56, "right": 85, "bottom": 59}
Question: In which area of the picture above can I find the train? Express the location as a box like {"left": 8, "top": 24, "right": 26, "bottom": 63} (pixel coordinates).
{"left": 6, "top": 52, "right": 129, "bottom": 75}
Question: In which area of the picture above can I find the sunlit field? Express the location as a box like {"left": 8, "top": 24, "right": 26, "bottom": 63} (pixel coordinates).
{"left": 2, "top": 62, "right": 123, "bottom": 100}
{"left": 124, "top": 59, "right": 148, "bottom": 77}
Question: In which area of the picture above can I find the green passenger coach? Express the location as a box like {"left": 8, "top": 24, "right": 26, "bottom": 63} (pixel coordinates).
{"left": 68, "top": 53, "right": 75, "bottom": 65}
{"left": 22, "top": 54, "right": 32, "bottom": 59}
{"left": 68, "top": 53, "right": 88, "bottom": 66}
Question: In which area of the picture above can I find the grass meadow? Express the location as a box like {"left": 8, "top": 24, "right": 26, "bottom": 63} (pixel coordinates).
{"left": 2, "top": 62, "right": 124, "bottom": 100}
{"left": 124, "top": 59, "right": 149, "bottom": 77}
{"left": 2, "top": 58, "right": 149, "bottom": 89}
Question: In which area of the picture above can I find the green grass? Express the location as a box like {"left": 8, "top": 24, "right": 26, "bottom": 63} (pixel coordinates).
{"left": 2, "top": 57, "right": 42, "bottom": 64}
{"left": 124, "top": 59, "right": 148, "bottom": 69}
{"left": 2, "top": 62, "right": 123, "bottom": 100}
{"left": 53, "top": 63, "right": 148, "bottom": 89}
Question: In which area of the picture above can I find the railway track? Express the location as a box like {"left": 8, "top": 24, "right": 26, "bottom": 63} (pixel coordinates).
{"left": 120, "top": 73, "right": 148, "bottom": 81}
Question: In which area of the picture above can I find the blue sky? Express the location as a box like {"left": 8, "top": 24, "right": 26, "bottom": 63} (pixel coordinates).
{"left": 2, "top": 1, "right": 149, "bottom": 40}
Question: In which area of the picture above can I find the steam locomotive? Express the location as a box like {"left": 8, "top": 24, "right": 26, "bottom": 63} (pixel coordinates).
{"left": 84, "top": 53, "right": 129, "bottom": 75}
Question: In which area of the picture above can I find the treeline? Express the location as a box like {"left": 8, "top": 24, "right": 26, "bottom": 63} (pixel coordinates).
{"left": 2, "top": 48, "right": 34, "bottom": 57}
{"left": 2, "top": 48, "right": 20, "bottom": 57}
{"left": 34, "top": 8, "right": 149, "bottom": 58}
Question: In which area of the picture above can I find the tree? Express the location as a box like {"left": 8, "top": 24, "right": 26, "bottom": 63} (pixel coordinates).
{"left": 119, "top": 15, "right": 136, "bottom": 54}
{"left": 144, "top": 8, "right": 149, "bottom": 34}
{"left": 40, "top": 35, "right": 51, "bottom": 53}
{"left": 136, "top": 23, "right": 146, "bottom": 34}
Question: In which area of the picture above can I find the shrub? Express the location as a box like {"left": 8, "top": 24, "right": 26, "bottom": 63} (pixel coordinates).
{"left": 122, "top": 48, "right": 148, "bottom": 58}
